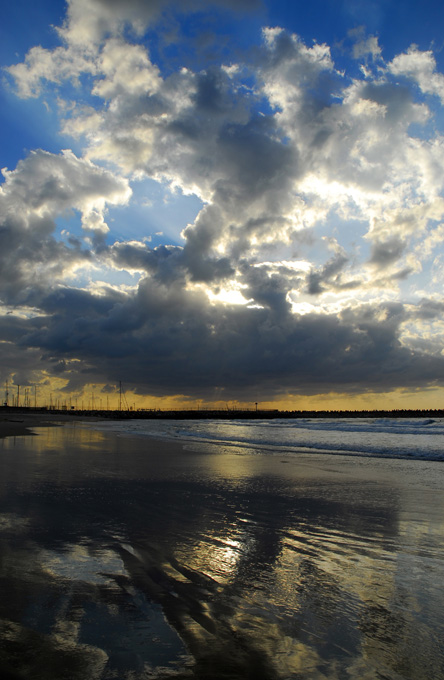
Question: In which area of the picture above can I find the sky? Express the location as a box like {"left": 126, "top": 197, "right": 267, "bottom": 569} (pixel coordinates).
{"left": 2, "top": 0, "right": 444, "bottom": 411}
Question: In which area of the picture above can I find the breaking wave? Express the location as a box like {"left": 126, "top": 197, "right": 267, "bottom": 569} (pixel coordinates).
{"left": 91, "top": 417, "right": 444, "bottom": 462}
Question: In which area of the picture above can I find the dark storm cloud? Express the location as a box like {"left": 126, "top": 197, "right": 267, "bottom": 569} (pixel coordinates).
{"left": 109, "top": 239, "right": 234, "bottom": 284}
{"left": 0, "top": 314, "right": 37, "bottom": 344}
{"left": 0, "top": 319, "right": 50, "bottom": 389}
{"left": 415, "top": 298, "right": 444, "bottom": 320}
{"left": 360, "top": 82, "right": 413, "bottom": 123}
{"left": 240, "top": 262, "right": 298, "bottom": 315}
{"left": 307, "top": 249, "right": 354, "bottom": 295}
{"left": 0, "top": 213, "right": 89, "bottom": 306}
{"left": 4, "top": 276, "right": 443, "bottom": 400}
{"left": 217, "top": 116, "right": 297, "bottom": 199}
{"left": 193, "top": 69, "right": 235, "bottom": 113}
{"left": 369, "top": 236, "right": 406, "bottom": 268}
{"left": 110, "top": 242, "right": 183, "bottom": 276}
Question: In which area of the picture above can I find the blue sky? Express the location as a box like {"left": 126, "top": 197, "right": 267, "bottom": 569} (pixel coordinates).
{"left": 2, "top": 0, "right": 444, "bottom": 409}
{"left": 3, "top": 0, "right": 444, "bottom": 173}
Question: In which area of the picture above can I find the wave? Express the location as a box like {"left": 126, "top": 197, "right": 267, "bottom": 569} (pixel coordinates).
{"left": 89, "top": 417, "right": 444, "bottom": 462}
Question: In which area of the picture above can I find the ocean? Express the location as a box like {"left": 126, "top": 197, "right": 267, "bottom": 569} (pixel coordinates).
{"left": 91, "top": 415, "right": 444, "bottom": 461}
{"left": 0, "top": 418, "right": 443, "bottom": 679}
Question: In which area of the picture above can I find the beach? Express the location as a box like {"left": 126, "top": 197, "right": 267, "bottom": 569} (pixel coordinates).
{"left": 0, "top": 412, "right": 94, "bottom": 439}
{"left": 0, "top": 418, "right": 443, "bottom": 679}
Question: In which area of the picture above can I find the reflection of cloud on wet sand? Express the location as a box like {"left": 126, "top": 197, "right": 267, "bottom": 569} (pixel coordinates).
{"left": 0, "top": 539, "right": 190, "bottom": 678}
{"left": 0, "top": 513, "right": 30, "bottom": 533}
{"left": 0, "top": 619, "right": 108, "bottom": 680}
{"left": 113, "top": 458, "right": 444, "bottom": 679}
{"left": 40, "top": 544, "right": 126, "bottom": 584}
{"left": 1, "top": 429, "right": 444, "bottom": 678}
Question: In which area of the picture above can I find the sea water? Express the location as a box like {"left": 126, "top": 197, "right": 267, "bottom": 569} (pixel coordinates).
{"left": 91, "top": 416, "right": 444, "bottom": 461}
{"left": 0, "top": 419, "right": 443, "bottom": 679}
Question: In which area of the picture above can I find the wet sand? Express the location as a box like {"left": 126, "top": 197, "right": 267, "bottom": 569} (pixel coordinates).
{"left": 0, "top": 412, "right": 94, "bottom": 438}
{"left": 0, "top": 422, "right": 443, "bottom": 679}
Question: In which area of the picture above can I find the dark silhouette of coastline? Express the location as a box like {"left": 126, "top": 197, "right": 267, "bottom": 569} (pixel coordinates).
{"left": 1, "top": 405, "right": 443, "bottom": 420}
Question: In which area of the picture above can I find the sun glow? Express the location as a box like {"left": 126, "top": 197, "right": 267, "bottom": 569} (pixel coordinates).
{"left": 191, "top": 282, "right": 251, "bottom": 306}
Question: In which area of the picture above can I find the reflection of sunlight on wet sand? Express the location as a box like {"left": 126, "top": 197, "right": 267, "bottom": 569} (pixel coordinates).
{"left": 0, "top": 426, "right": 112, "bottom": 492}
{"left": 1, "top": 425, "right": 444, "bottom": 679}
{"left": 0, "top": 423, "right": 106, "bottom": 453}
{"left": 32, "top": 425, "right": 107, "bottom": 451}
{"left": 165, "top": 471, "right": 444, "bottom": 679}
{"left": 187, "top": 442, "right": 302, "bottom": 487}
{"left": 178, "top": 535, "right": 244, "bottom": 584}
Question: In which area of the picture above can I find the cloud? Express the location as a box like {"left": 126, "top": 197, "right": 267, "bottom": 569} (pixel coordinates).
{"left": 57, "top": 0, "right": 263, "bottom": 46}
{"left": 0, "top": 149, "right": 130, "bottom": 303}
{"left": 369, "top": 236, "right": 406, "bottom": 269}
{"left": 5, "top": 44, "right": 97, "bottom": 98}
{"left": 4, "top": 280, "right": 443, "bottom": 400}
{"left": 3, "top": 1, "right": 444, "bottom": 401}
{"left": 5, "top": 0, "right": 260, "bottom": 96}
{"left": 92, "top": 39, "right": 161, "bottom": 99}
{"left": 350, "top": 32, "right": 381, "bottom": 60}
{"left": 389, "top": 46, "right": 444, "bottom": 104}
{"left": 307, "top": 249, "right": 353, "bottom": 295}
{"left": 1, "top": 149, "right": 130, "bottom": 218}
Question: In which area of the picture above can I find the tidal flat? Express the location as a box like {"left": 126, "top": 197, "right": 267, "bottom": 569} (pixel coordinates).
{"left": 0, "top": 422, "right": 443, "bottom": 679}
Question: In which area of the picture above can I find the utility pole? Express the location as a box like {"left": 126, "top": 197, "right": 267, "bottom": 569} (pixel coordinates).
{"left": 119, "top": 381, "right": 122, "bottom": 411}
{"left": 17, "top": 385, "right": 20, "bottom": 408}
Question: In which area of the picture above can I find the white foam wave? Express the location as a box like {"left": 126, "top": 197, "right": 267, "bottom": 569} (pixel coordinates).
{"left": 87, "top": 417, "right": 444, "bottom": 462}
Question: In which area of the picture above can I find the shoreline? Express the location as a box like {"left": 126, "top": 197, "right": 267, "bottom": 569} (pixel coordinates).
{"left": 0, "top": 411, "right": 99, "bottom": 439}
{"left": 1, "top": 405, "right": 443, "bottom": 440}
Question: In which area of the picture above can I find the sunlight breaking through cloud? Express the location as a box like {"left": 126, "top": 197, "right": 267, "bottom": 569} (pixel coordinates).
{"left": 1, "top": 0, "right": 444, "bottom": 407}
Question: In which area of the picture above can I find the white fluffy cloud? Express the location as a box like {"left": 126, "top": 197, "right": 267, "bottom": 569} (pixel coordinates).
{"left": 389, "top": 46, "right": 444, "bottom": 103}
{"left": 6, "top": 44, "right": 96, "bottom": 98}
